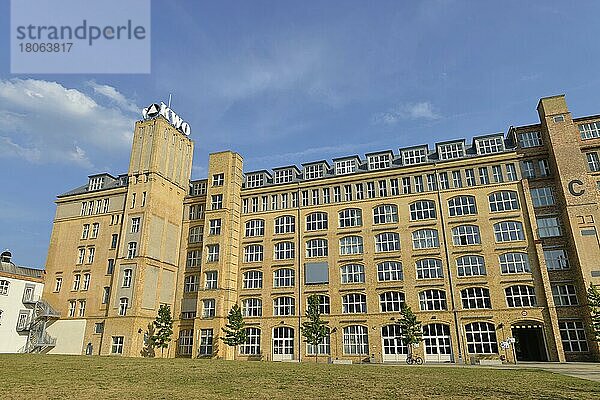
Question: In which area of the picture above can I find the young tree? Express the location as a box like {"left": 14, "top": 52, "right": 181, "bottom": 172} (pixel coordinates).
{"left": 152, "top": 304, "right": 173, "bottom": 357}
{"left": 396, "top": 303, "right": 422, "bottom": 358}
{"left": 221, "top": 304, "right": 247, "bottom": 358}
{"left": 588, "top": 284, "right": 600, "bottom": 341}
{"left": 140, "top": 322, "right": 156, "bottom": 358}
{"left": 300, "top": 294, "right": 329, "bottom": 363}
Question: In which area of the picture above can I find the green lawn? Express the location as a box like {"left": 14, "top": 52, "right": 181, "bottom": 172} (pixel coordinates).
{"left": 1, "top": 355, "right": 599, "bottom": 399}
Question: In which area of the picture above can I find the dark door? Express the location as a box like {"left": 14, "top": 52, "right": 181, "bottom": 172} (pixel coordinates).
{"left": 512, "top": 327, "right": 547, "bottom": 361}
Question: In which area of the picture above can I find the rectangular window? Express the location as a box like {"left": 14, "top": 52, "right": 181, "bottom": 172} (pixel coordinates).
{"left": 90, "top": 223, "right": 99, "bottom": 239}
{"left": 366, "top": 182, "right": 375, "bottom": 198}
{"left": 368, "top": 153, "right": 391, "bottom": 170}
{"left": 334, "top": 186, "right": 341, "bottom": 202}
{"left": 427, "top": 174, "right": 437, "bottom": 191}
{"left": 304, "top": 164, "right": 325, "bottom": 180}
{"left": 72, "top": 274, "right": 81, "bottom": 291}
{"left": 118, "top": 298, "right": 128, "bottom": 316}
{"left": 274, "top": 169, "right": 294, "bottom": 184}
{"left": 378, "top": 180, "right": 388, "bottom": 197}
{"left": 558, "top": 321, "right": 588, "bottom": 352}
{"left": 281, "top": 193, "right": 288, "bottom": 209}
{"left": 401, "top": 177, "right": 411, "bottom": 194}
{"left": 82, "top": 273, "right": 90, "bottom": 290}
{"left": 313, "top": 189, "right": 320, "bottom": 205}
{"left": 199, "top": 329, "right": 214, "bottom": 355}
{"left": 102, "top": 287, "right": 110, "bottom": 304}
{"left": 402, "top": 148, "right": 427, "bottom": 165}
{"left": 54, "top": 277, "right": 62, "bottom": 292}
{"left": 586, "top": 152, "right": 600, "bottom": 172}
{"left": 205, "top": 271, "right": 218, "bottom": 289}
{"left": 452, "top": 171, "right": 462, "bottom": 188}
{"left": 414, "top": 176, "right": 424, "bottom": 192}
{"left": 344, "top": 185, "right": 352, "bottom": 202}
{"left": 465, "top": 169, "right": 476, "bottom": 187}
{"left": 539, "top": 159, "right": 550, "bottom": 177}
{"left": 506, "top": 163, "right": 517, "bottom": 181}
{"left": 209, "top": 219, "right": 222, "bottom": 235}
{"left": 131, "top": 217, "right": 140, "bottom": 233}
{"left": 122, "top": 269, "right": 132, "bottom": 288}
{"left": 127, "top": 242, "right": 137, "bottom": 259}
{"left": 191, "top": 181, "right": 207, "bottom": 195}
{"left": 95, "top": 322, "right": 104, "bottom": 334}
{"left": 491, "top": 165, "right": 503, "bottom": 183}
{"left": 186, "top": 250, "right": 202, "bottom": 268}
{"left": 531, "top": 187, "right": 555, "bottom": 207}
{"left": 211, "top": 195, "right": 223, "bottom": 210}
{"left": 206, "top": 245, "right": 219, "bottom": 262}
{"left": 355, "top": 183, "right": 364, "bottom": 200}
{"left": 518, "top": 131, "right": 542, "bottom": 148}
{"left": 212, "top": 173, "right": 224, "bottom": 186}
{"left": 579, "top": 122, "right": 600, "bottom": 140}
{"left": 111, "top": 336, "right": 124, "bottom": 354}
{"left": 107, "top": 259, "right": 115, "bottom": 274}
{"left": 262, "top": 196, "right": 268, "bottom": 212}
{"left": 335, "top": 159, "right": 357, "bottom": 175}
{"left": 77, "top": 248, "right": 85, "bottom": 264}
{"left": 87, "top": 247, "right": 95, "bottom": 263}
{"left": 188, "top": 226, "right": 203, "bottom": 243}
{"left": 271, "top": 195, "right": 278, "bottom": 210}
{"left": 81, "top": 224, "right": 90, "bottom": 239}
{"left": 476, "top": 137, "right": 504, "bottom": 154}
{"left": 78, "top": 300, "right": 86, "bottom": 317}
{"left": 478, "top": 167, "right": 489, "bottom": 184}
{"left": 245, "top": 174, "right": 264, "bottom": 188}
{"left": 111, "top": 234, "right": 118, "bottom": 249}
{"left": 438, "top": 172, "right": 449, "bottom": 190}
{"left": 390, "top": 178, "right": 399, "bottom": 196}
{"left": 68, "top": 300, "right": 76, "bottom": 317}
{"left": 544, "top": 249, "right": 569, "bottom": 270}
{"left": 322, "top": 188, "right": 330, "bottom": 204}
{"left": 552, "top": 284, "right": 578, "bottom": 306}
{"left": 202, "top": 299, "right": 216, "bottom": 318}
{"left": 522, "top": 161, "right": 535, "bottom": 178}
{"left": 438, "top": 143, "right": 464, "bottom": 160}
{"left": 537, "top": 216, "right": 562, "bottom": 238}
{"left": 291, "top": 192, "right": 298, "bottom": 207}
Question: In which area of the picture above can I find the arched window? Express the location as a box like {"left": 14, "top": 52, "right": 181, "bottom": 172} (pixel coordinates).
{"left": 409, "top": 201, "right": 436, "bottom": 221}
{"left": 273, "top": 296, "right": 295, "bottom": 316}
{"left": 373, "top": 204, "right": 398, "bottom": 224}
{"left": 240, "top": 327, "right": 261, "bottom": 355}
{"left": 273, "top": 268, "right": 295, "bottom": 288}
{"left": 245, "top": 219, "right": 265, "bottom": 237}
{"left": 307, "top": 327, "right": 331, "bottom": 355}
{"left": 339, "top": 236, "right": 363, "bottom": 255}
{"left": 243, "top": 270, "right": 263, "bottom": 289}
{"left": 343, "top": 325, "right": 369, "bottom": 355}
{"left": 339, "top": 208, "right": 362, "bottom": 228}
{"left": 412, "top": 229, "right": 439, "bottom": 249}
{"left": 493, "top": 221, "right": 525, "bottom": 242}
{"left": 452, "top": 225, "right": 481, "bottom": 246}
{"left": 415, "top": 258, "right": 443, "bottom": 279}
{"left": 460, "top": 287, "right": 491, "bottom": 309}
{"left": 340, "top": 264, "right": 365, "bottom": 284}
{"left": 456, "top": 255, "right": 486, "bottom": 277}
{"left": 306, "top": 238, "right": 328, "bottom": 258}
{"left": 499, "top": 252, "right": 531, "bottom": 274}
{"left": 241, "top": 298, "right": 262, "bottom": 317}
{"left": 488, "top": 190, "right": 520, "bottom": 212}
{"left": 377, "top": 261, "right": 403, "bottom": 282}
{"left": 244, "top": 244, "right": 264, "bottom": 263}
{"left": 342, "top": 293, "right": 367, "bottom": 313}
{"left": 419, "top": 290, "right": 447, "bottom": 311}
{"left": 375, "top": 232, "right": 400, "bottom": 252}
{"left": 379, "top": 291, "right": 405, "bottom": 312}
{"left": 505, "top": 285, "right": 537, "bottom": 307}
{"left": 447, "top": 196, "right": 477, "bottom": 216}
{"left": 465, "top": 322, "right": 498, "bottom": 354}
{"left": 306, "top": 212, "right": 328, "bottom": 231}
{"left": 274, "top": 215, "right": 295, "bottom": 234}
{"left": 274, "top": 241, "right": 295, "bottom": 260}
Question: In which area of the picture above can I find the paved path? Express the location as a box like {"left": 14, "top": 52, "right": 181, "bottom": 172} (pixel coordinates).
{"left": 502, "top": 362, "right": 600, "bottom": 383}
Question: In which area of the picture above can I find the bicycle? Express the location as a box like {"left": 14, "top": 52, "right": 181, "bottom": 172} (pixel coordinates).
{"left": 405, "top": 354, "right": 423, "bottom": 365}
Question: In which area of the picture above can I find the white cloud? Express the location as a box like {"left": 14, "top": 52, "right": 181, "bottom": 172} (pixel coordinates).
{"left": 373, "top": 101, "right": 441, "bottom": 125}
{"left": 86, "top": 81, "right": 140, "bottom": 114}
{"left": 0, "top": 79, "right": 137, "bottom": 168}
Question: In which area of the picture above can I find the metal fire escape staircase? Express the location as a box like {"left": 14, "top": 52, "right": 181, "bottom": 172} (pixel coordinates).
{"left": 19, "top": 297, "right": 60, "bottom": 353}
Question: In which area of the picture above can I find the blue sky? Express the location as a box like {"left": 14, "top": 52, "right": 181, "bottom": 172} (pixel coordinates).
{"left": 1, "top": 0, "right": 600, "bottom": 268}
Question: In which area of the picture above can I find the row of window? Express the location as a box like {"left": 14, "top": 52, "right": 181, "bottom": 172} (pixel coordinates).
{"left": 80, "top": 198, "right": 110, "bottom": 216}
{"left": 174, "top": 319, "right": 590, "bottom": 357}
{"left": 241, "top": 166, "right": 520, "bottom": 213}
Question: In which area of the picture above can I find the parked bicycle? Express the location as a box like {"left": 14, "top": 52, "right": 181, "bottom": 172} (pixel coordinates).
{"left": 405, "top": 354, "right": 423, "bottom": 365}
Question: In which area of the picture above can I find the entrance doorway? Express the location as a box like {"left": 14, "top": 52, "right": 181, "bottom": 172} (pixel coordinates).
{"left": 272, "top": 327, "right": 294, "bottom": 361}
{"left": 511, "top": 323, "right": 547, "bottom": 361}
{"left": 381, "top": 324, "right": 407, "bottom": 362}
{"left": 423, "top": 323, "right": 453, "bottom": 362}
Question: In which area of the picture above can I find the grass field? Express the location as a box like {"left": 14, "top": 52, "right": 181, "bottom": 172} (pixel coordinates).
{"left": 1, "top": 354, "right": 599, "bottom": 400}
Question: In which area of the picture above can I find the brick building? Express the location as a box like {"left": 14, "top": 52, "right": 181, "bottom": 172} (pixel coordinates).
{"left": 41, "top": 95, "right": 600, "bottom": 362}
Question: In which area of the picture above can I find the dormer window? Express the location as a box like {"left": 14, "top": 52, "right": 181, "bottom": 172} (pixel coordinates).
{"left": 273, "top": 168, "right": 296, "bottom": 184}
{"left": 304, "top": 164, "right": 325, "bottom": 180}
{"left": 438, "top": 143, "right": 464, "bottom": 160}
{"left": 475, "top": 137, "right": 504, "bottom": 155}
{"left": 335, "top": 159, "right": 358, "bottom": 175}
{"left": 88, "top": 177, "right": 104, "bottom": 191}
{"left": 246, "top": 174, "right": 265, "bottom": 189}
{"left": 401, "top": 147, "right": 428, "bottom": 166}
{"left": 367, "top": 153, "right": 391, "bottom": 170}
